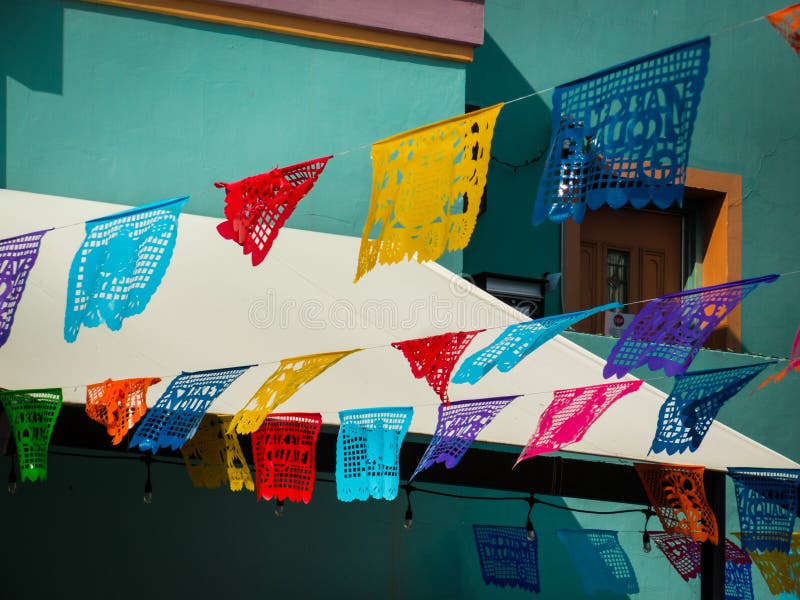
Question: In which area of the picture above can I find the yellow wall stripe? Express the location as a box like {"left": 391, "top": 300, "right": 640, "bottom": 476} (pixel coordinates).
{"left": 80, "top": 0, "right": 474, "bottom": 62}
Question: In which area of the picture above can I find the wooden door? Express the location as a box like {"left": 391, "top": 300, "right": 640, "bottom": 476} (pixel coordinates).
{"left": 576, "top": 206, "right": 683, "bottom": 334}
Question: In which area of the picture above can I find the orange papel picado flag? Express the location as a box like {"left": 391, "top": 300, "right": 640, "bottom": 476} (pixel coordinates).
{"left": 635, "top": 463, "right": 719, "bottom": 545}
{"left": 85, "top": 377, "right": 161, "bottom": 445}
{"left": 354, "top": 104, "right": 504, "bottom": 282}
{"left": 767, "top": 3, "right": 800, "bottom": 55}
{"left": 229, "top": 349, "right": 360, "bottom": 435}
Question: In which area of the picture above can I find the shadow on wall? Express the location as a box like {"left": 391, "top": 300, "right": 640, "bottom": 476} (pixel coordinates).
{"left": 0, "top": 0, "right": 65, "bottom": 188}
{"left": 0, "top": 451, "right": 634, "bottom": 600}
{"left": 463, "top": 32, "right": 561, "bottom": 300}
{"left": 0, "top": 0, "right": 466, "bottom": 226}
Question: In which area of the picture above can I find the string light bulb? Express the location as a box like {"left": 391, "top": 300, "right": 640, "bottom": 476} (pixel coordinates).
{"left": 642, "top": 507, "right": 655, "bottom": 553}
{"left": 142, "top": 455, "right": 153, "bottom": 504}
{"left": 275, "top": 499, "right": 285, "bottom": 517}
{"left": 7, "top": 457, "right": 17, "bottom": 495}
{"left": 525, "top": 495, "right": 537, "bottom": 542}
{"left": 403, "top": 484, "right": 413, "bottom": 529}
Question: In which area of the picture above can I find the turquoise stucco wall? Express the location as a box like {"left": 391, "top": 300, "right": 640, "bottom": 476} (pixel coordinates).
{"left": 0, "top": 0, "right": 466, "bottom": 271}
{"left": 0, "top": 449, "right": 691, "bottom": 600}
{"left": 463, "top": 0, "right": 800, "bottom": 464}
{"left": 463, "top": 2, "right": 800, "bottom": 598}
{"left": 465, "top": 0, "right": 800, "bottom": 355}
{"left": 465, "top": 2, "right": 800, "bottom": 454}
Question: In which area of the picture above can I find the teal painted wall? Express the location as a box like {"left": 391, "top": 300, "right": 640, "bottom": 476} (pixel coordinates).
{"left": 466, "top": 4, "right": 800, "bottom": 447}
{"left": 465, "top": 0, "right": 800, "bottom": 354}
{"left": 0, "top": 0, "right": 466, "bottom": 272}
{"left": 0, "top": 449, "right": 695, "bottom": 600}
{"left": 464, "top": 2, "right": 800, "bottom": 597}
{"left": 464, "top": 0, "right": 800, "bottom": 462}
{"left": 7, "top": 444, "right": 791, "bottom": 599}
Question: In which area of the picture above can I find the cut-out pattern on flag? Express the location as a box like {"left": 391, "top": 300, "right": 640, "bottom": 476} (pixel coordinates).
{"left": 452, "top": 303, "right": 621, "bottom": 385}
{"left": 516, "top": 380, "right": 642, "bottom": 465}
{"left": 0, "top": 230, "right": 49, "bottom": 348}
{"left": 738, "top": 532, "right": 800, "bottom": 597}
{"left": 392, "top": 330, "right": 483, "bottom": 404}
{"left": 651, "top": 533, "right": 753, "bottom": 591}
{"left": 604, "top": 275, "right": 779, "bottom": 379}
{"left": 252, "top": 412, "right": 322, "bottom": 504}
{"left": 556, "top": 529, "right": 639, "bottom": 596}
{"left": 758, "top": 326, "right": 800, "bottom": 390}
{"left": 336, "top": 407, "right": 412, "bottom": 502}
{"left": 767, "top": 3, "right": 800, "bottom": 55}
{"left": 473, "top": 525, "right": 540, "bottom": 593}
{"left": 230, "top": 350, "right": 358, "bottom": 435}
{"left": 180, "top": 414, "right": 254, "bottom": 492}
{"left": 130, "top": 366, "right": 250, "bottom": 453}
{"left": 725, "top": 539, "right": 754, "bottom": 600}
{"left": 354, "top": 104, "right": 503, "bottom": 282}
{"left": 533, "top": 38, "right": 710, "bottom": 225}
{"left": 411, "top": 396, "right": 518, "bottom": 480}
{"left": 635, "top": 463, "right": 718, "bottom": 544}
{"left": 215, "top": 156, "right": 332, "bottom": 266}
{"left": 651, "top": 363, "right": 772, "bottom": 455}
{"left": 728, "top": 467, "right": 800, "bottom": 553}
{"left": 85, "top": 377, "right": 162, "bottom": 445}
{"left": 64, "top": 197, "right": 187, "bottom": 342}
{"left": 650, "top": 532, "right": 703, "bottom": 582}
{"left": 0, "top": 388, "right": 62, "bottom": 482}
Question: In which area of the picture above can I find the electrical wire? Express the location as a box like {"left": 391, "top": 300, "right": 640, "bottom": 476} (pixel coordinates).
{"left": 490, "top": 148, "right": 547, "bottom": 171}
{"left": 37, "top": 453, "right": 655, "bottom": 518}
{"left": 49, "top": 449, "right": 185, "bottom": 466}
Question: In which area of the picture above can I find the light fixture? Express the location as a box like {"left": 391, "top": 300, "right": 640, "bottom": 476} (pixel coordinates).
{"left": 7, "top": 457, "right": 17, "bottom": 495}
{"left": 142, "top": 455, "right": 153, "bottom": 504}
{"left": 275, "top": 499, "right": 285, "bottom": 517}
{"left": 642, "top": 507, "right": 655, "bottom": 553}
{"left": 525, "top": 495, "right": 537, "bottom": 542}
{"left": 469, "top": 273, "right": 547, "bottom": 319}
{"left": 403, "top": 484, "right": 413, "bottom": 529}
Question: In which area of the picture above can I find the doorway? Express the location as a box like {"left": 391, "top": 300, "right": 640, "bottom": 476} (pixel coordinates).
{"left": 562, "top": 168, "right": 744, "bottom": 351}
{"left": 574, "top": 206, "right": 684, "bottom": 334}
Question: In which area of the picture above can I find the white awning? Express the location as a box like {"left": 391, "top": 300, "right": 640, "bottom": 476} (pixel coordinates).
{"left": 0, "top": 188, "right": 795, "bottom": 471}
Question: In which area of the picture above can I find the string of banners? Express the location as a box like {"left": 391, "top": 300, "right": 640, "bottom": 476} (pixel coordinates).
{"left": 2, "top": 273, "right": 797, "bottom": 468}
{"left": 3, "top": 391, "right": 796, "bottom": 597}
{"left": 474, "top": 524, "right": 758, "bottom": 597}
{"left": 1, "top": 280, "right": 798, "bottom": 527}
{"left": 1, "top": 4, "right": 799, "bottom": 597}
{"left": 472, "top": 484, "right": 799, "bottom": 597}
{"left": 1, "top": 273, "right": 794, "bottom": 479}
{"left": 1, "top": 3, "right": 798, "bottom": 349}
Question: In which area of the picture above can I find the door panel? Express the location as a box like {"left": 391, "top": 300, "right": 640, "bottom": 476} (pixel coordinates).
{"left": 578, "top": 207, "right": 683, "bottom": 333}
{"left": 641, "top": 249, "right": 667, "bottom": 301}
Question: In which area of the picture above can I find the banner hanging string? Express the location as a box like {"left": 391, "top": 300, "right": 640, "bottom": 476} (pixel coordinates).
{"left": 43, "top": 268, "right": 799, "bottom": 398}
{"left": 0, "top": 7, "right": 776, "bottom": 242}
{"left": 2, "top": 8, "right": 793, "bottom": 398}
